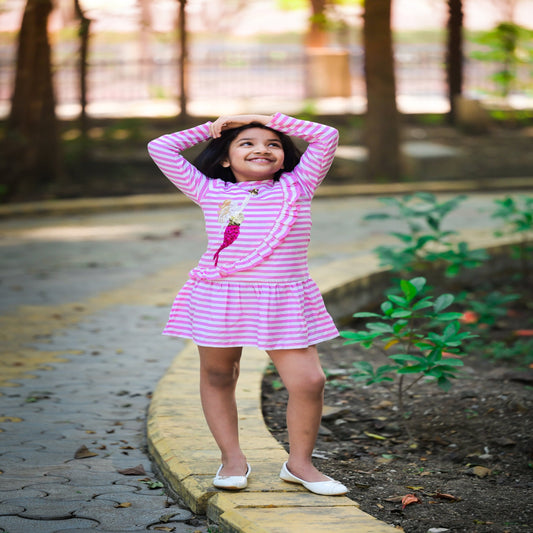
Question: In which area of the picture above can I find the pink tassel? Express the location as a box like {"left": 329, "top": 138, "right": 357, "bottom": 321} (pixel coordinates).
{"left": 213, "top": 223, "right": 241, "bottom": 266}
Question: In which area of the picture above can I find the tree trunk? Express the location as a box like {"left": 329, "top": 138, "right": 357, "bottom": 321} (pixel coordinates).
{"left": 2, "top": 0, "right": 62, "bottom": 201}
{"left": 74, "top": 0, "right": 91, "bottom": 153}
{"left": 446, "top": 0, "right": 463, "bottom": 124}
{"left": 177, "top": 0, "right": 188, "bottom": 118}
{"left": 306, "top": 0, "right": 328, "bottom": 48}
{"left": 363, "top": 0, "right": 401, "bottom": 180}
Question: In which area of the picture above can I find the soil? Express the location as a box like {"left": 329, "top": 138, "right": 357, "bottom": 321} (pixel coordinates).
{"left": 262, "top": 277, "right": 533, "bottom": 533}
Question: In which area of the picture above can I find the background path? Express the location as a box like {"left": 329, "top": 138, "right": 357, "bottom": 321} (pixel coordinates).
{"left": 0, "top": 192, "right": 509, "bottom": 532}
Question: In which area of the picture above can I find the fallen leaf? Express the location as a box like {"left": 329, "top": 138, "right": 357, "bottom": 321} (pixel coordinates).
{"left": 427, "top": 491, "right": 461, "bottom": 502}
{"left": 472, "top": 465, "right": 492, "bottom": 478}
{"left": 376, "top": 456, "right": 394, "bottom": 464}
{"left": 364, "top": 431, "right": 387, "bottom": 440}
{"left": 514, "top": 329, "right": 533, "bottom": 336}
{"left": 384, "top": 338, "right": 399, "bottom": 350}
{"left": 74, "top": 445, "right": 98, "bottom": 459}
{"left": 140, "top": 478, "right": 164, "bottom": 489}
{"left": 321, "top": 405, "right": 351, "bottom": 420}
{"left": 372, "top": 400, "right": 394, "bottom": 410}
{"left": 0, "top": 416, "right": 23, "bottom": 423}
{"left": 159, "top": 512, "right": 178, "bottom": 522}
{"left": 406, "top": 485, "right": 424, "bottom": 491}
{"left": 115, "top": 502, "right": 132, "bottom": 508}
{"left": 402, "top": 493, "right": 422, "bottom": 509}
{"left": 153, "top": 527, "right": 174, "bottom": 532}
{"left": 117, "top": 464, "right": 146, "bottom": 476}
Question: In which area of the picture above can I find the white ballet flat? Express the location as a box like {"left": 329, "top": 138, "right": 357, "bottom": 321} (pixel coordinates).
{"left": 279, "top": 462, "right": 348, "bottom": 496}
{"left": 213, "top": 463, "right": 251, "bottom": 490}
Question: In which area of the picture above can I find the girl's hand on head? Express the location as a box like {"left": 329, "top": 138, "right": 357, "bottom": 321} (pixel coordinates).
{"left": 209, "top": 115, "right": 274, "bottom": 138}
{"left": 209, "top": 116, "right": 232, "bottom": 139}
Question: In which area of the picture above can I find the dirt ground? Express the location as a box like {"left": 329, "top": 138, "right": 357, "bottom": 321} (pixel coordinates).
{"left": 262, "top": 278, "right": 533, "bottom": 533}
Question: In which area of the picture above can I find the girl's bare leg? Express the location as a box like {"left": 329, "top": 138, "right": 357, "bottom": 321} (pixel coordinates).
{"left": 198, "top": 345, "right": 247, "bottom": 476}
{"left": 267, "top": 346, "right": 330, "bottom": 482}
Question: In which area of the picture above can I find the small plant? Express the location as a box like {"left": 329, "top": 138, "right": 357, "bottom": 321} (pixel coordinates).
{"left": 461, "top": 290, "right": 521, "bottom": 328}
{"left": 474, "top": 338, "right": 533, "bottom": 366}
{"left": 491, "top": 195, "right": 533, "bottom": 281}
{"left": 469, "top": 22, "right": 533, "bottom": 98}
{"left": 340, "top": 277, "right": 476, "bottom": 427}
{"left": 366, "top": 192, "right": 487, "bottom": 276}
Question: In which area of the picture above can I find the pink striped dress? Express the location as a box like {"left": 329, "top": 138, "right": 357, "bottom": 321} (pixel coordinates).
{"left": 147, "top": 113, "right": 339, "bottom": 350}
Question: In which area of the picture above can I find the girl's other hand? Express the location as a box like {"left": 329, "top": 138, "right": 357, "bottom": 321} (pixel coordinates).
{"left": 209, "top": 115, "right": 274, "bottom": 138}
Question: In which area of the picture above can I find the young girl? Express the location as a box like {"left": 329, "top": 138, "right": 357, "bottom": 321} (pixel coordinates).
{"left": 148, "top": 113, "right": 348, "bottom": 496}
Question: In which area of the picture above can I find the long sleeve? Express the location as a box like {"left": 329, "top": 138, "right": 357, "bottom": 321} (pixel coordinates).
{"left": 266, "top": 113, "right": 339, "bottom": 198}
{"left": 147, "top": 122, "right": 213, "bottom": 204}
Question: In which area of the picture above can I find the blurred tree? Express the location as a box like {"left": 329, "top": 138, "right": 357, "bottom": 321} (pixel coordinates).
{"left": 74, "top": 0, "right": 91, "bottom": 153}
{"left": 1, "top": 0, "right": 63, "bottom": 200}
{"left": 446, "top": 0, "right": 464, "bottom": 124}
{"left": 307, "top": 0, "right": 328, "bottom": 47}
{"left": 177, "top": 0, "right": 188, "bottom": 117}
{"left": 363, "top": 0, "right": 401, "bottom": 180}
{"left": 138, "top": 0, "right": 153, "bottom": 65}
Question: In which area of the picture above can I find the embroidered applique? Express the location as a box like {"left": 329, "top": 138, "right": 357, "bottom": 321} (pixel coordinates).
{"left": 213, "top": 189, "right": 259, "bottom": 266}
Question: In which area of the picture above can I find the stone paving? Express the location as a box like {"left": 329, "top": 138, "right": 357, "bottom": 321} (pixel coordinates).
{"left": 0, "top": 192, "right": 510, "bottom": 532}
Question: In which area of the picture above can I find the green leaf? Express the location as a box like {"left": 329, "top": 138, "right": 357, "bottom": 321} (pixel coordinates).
{"left": 443, "top": 321, "right": 460, "bottom": 339}
{"left": 434, "top": 293, "right": 454, "bottom": 312}
{"left": 435, "top": 358, "right": 464, "bottom": 367}
{"left": 375, "top": 364, "right": 400, "bottom": 376}
{"left": 401, "top": 279, "right": 417, "bottom": 301}
{"left": 397, "top": 364, "right": 427, "bottom": 374}
{"left": 391, "top": 232, "right": 414, "bottom": 243}
{"left": 411, "top": 297, "right": 433, "bottom": 311}
{"left": 388, "top": 353, "right": 426, "bottom": 364}
{"left": 388, "top": 294, "right": 408, "bottom": 307}
{"left": 366, "top": 322, "right": 394, "bottom": 333}
{"left": 437, "top": 376, "right": 453, "bottom": 391}
{"left": 390, "top": 310, "right": 412, "bottom": 318}
{"left": 381, "top": 301, "right": 394, "bottom": 315}
{"left": 353, "top": 312, "right": 382, "bottom": 318}
{"left": 436, "top": 312, "right": 464, "bottom": 321}
{"left": 351, "top": 361, "right": 374, "bottom": 374}
{"left": 410, "top": 277, "right": 427, "bottom": 292}
{"left": 364, "top": 213, "right": 392, "bottom": 220}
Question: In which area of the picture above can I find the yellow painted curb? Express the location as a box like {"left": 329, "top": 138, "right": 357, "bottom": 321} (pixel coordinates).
{"left": 147, "top": 339, "right": 399, "bottom": 532}
{"left": 147, "top": 230, "right": 521, "bottom": 532}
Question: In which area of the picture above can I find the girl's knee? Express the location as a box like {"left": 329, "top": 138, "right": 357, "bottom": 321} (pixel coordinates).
{"left": 288, "top": 368, "right": 326, "bottom": 396}
{"left": 202, "top": 362, "right": 240, "bottom": 388}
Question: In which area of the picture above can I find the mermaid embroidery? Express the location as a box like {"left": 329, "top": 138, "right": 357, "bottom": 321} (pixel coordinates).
{"left": 213, "top": 189, "right": 258, "bottom": 266}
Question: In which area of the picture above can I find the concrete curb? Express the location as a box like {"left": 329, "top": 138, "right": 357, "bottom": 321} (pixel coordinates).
{"left": 146, "top": 230, "right": 521, "bottom": 533}
{"left": 1, "top": 176, "right": 532, "bottom": 219}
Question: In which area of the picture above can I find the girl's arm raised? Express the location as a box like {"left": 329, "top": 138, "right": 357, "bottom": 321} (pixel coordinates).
{"left": 209, "top": 114, "right": 274, "bottom": 138}
{"left": 147, "top": 122, "right": 213, "bottom": 204}
{"left": 267, "top": 113, "right": 339, "bottom": 197}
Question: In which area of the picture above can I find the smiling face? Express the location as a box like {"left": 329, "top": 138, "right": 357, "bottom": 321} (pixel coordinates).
{"left": 221, "top": 127, "right": 285, "bottom": 182}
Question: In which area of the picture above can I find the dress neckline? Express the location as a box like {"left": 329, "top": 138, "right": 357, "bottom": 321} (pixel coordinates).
{"left": 234, "top": 178, "right": 275, "bottom": 188}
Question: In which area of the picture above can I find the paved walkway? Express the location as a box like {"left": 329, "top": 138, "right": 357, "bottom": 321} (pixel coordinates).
{"left": 0, "top": 188, "right": 525, "bottom": 532}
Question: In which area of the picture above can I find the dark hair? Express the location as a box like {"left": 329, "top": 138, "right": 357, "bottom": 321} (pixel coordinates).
{"left": 193, "top": 122, "right": 301, "bottom": 183}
